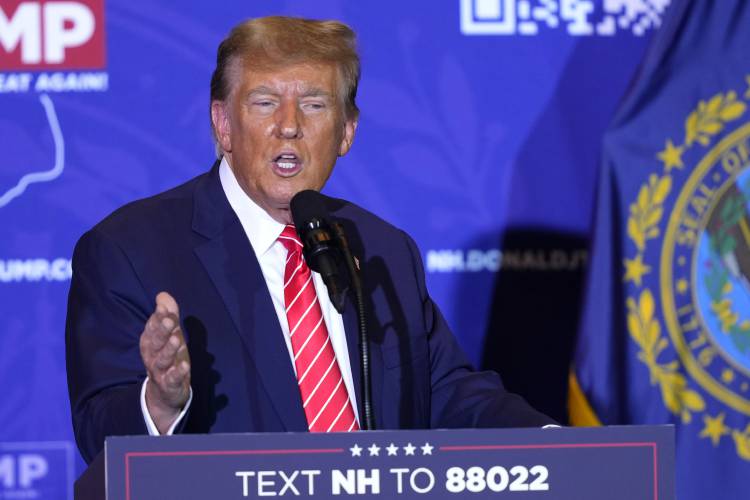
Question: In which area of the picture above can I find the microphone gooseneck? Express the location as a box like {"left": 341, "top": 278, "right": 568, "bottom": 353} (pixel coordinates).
{"left": 332, "top": 221, "right": 375, "bottom": 431}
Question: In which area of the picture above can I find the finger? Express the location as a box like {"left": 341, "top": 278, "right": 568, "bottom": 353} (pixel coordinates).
{"left": 144, "top": 311, "right": 169, "bottom": 337}
{"left": 144, "top": 311, "right": 179, "bottom": 351}
{"left": 146, "top": 328, "right": 189, "bottom": 378}
{"left": 159, "top": 314, "right": 179, "bottom": 335}
{"left": 168, "top": 324, "right": 188, "bottom": 356}
{"left": 155, "top": 315, "right": 183, "bottom": 354}
{"left": 153, "top": 334, "right": 181, "bottom": 371}
{"left": 163, "top": 361, "right": 190, "bottom": 391}
{"left": 156, "top": 291, "right": 179, "bottom": 317}
{"left": 142, "top": 318, "right": 170, "bottom": 354}
{"left": 175, "top": 342, "right": 190, "bottom": 365}
{"left": 140, "top": 317, "right": 164, "bottom": 366}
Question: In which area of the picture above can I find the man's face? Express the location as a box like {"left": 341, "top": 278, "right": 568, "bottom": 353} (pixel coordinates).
{"left": 212, "top": 61, "right": 357, "bottom": 224}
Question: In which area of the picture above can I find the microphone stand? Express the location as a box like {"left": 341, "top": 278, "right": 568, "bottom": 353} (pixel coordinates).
{"left": 332, "top": 222, "right": 375, "bottom": 431}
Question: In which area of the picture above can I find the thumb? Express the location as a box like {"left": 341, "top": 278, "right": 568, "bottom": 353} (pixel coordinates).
{"left": 155, "top": 291, "right": 179, "bottom": 316}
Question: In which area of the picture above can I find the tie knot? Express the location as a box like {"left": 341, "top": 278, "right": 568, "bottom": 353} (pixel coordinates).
{"left": 278, "top": 224, "right": 303, "bottom": 253}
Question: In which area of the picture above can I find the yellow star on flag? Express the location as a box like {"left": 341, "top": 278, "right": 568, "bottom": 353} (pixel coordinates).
{"left": 700, "top": 413, "right": 730, "bottom": 446}
{"left": 657, "top": 139, "right": 685, "bottom": 171}
{"left": 624, "top": 254, "right": 651, "bottom": 286}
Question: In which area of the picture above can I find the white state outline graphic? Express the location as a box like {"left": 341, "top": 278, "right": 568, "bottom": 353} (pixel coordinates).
{"left": 0, "top": 94, "right": 65, "bottom": 208}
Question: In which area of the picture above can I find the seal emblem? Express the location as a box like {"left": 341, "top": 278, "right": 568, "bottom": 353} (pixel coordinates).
{"left": 624, "top": 77, "right": 750, "bottom": 459}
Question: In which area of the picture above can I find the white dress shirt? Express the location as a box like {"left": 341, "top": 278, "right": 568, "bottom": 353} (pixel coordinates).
{"left": 141, "top": 157, "right": 359, "bottom": 435}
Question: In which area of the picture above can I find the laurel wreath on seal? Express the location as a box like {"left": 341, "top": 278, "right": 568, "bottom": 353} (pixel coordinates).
{"left": 625, "top": 82, "right": 750, "bottom": 458}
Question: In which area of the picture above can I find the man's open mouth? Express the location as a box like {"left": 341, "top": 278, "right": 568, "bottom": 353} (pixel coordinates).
{"left": 274, "top": 153, "right": 301, "bottom": 170}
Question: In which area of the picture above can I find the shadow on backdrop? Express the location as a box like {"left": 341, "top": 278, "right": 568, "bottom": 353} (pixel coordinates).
{"left": 478, "top": 34, "right": 649, "bottom": 424}
{"left": 481, "top": 229, "right": 587, "bottom": 424}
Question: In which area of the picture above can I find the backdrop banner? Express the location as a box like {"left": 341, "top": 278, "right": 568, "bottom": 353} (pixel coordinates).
{"left": 0, "top": 1, "right": 663, "bottom": 497}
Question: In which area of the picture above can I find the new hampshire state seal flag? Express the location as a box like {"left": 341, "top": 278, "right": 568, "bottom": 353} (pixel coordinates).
{"left": 569, "top": 1, "right": 750, "bottom": 498}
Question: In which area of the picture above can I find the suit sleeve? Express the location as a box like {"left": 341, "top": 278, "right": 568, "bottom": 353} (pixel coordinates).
{"left": 400, "top": 232, "right": 556, "bottom": 428}
{"left": 66, "top": 228, "right": 155, "bottom": 463}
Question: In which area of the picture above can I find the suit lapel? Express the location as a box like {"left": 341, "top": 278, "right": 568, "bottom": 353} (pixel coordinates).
{"left": 192, "top": 164, "right": 307, "bottom": 432}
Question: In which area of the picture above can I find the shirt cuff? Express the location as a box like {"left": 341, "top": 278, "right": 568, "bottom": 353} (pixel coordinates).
{"left": 140, "top": 377, "right": 193, "bottom": 436}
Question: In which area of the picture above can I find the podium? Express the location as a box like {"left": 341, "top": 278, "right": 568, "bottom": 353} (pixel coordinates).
{"left": 77, "top": 426, "right": 674, "bottom": 499}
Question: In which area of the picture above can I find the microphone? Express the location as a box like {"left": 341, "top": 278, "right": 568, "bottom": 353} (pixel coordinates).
{"left": 290, "top": 190, "right": 348, "bottom": 313}
{"left": 290, "top": 189, "right": 376, "bottom": 430}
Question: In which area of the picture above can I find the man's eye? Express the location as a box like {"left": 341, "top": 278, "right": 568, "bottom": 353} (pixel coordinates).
{"left": 250, "top": 99, "right": 277, "bottom": 109}
{"left": 303, "top": 102, "right": 325, "bottom": 110}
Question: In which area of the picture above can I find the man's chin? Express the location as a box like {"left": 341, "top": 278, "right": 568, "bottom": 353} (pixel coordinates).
{"left": 263, "top": 198, "right": 294, "bottom": 225}
{"left": 276, "top": 207, "right": 293, "bottom": 225}
{"left": 265, "top": 186, "right": 321, "bottom": 223}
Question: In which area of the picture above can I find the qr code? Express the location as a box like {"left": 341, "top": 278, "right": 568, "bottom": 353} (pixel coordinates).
{"left": 460, "top": 0, "right": 672, "bottom": 36}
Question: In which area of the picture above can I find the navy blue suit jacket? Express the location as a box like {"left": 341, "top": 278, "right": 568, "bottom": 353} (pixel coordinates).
{"left": 66, "top": 162, "right": 553, "bottom": 463}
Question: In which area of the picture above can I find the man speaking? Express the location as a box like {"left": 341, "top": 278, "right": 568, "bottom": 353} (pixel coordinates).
{"left": 66, "top": 16, "right": 553, "bottom": 464}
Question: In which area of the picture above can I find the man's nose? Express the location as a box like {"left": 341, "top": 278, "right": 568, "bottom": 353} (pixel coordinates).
{"left": 275, "top": 102, "right": 303, "bottom": 139}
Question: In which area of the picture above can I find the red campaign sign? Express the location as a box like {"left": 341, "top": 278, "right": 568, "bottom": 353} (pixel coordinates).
{"left": 0, "top": 0, "right": 106, "bottom": 70}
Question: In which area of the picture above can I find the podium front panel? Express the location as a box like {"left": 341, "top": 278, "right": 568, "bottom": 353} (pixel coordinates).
{"left": 105, "top": 426, "right": 674, "bottom": 499}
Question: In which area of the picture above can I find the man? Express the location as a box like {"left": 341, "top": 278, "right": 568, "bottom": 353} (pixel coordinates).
{"left": 66, "top": 16, "right": 553, "bottom": 464}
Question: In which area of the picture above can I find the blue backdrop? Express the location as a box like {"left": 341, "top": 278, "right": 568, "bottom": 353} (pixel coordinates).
{"left": 0, "top": 0, "right": 665, "bottom": 496}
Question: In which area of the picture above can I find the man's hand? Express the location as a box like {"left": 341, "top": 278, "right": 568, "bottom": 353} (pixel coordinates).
{"left": 140, "top": 292, "right": 191, "bottom": 434}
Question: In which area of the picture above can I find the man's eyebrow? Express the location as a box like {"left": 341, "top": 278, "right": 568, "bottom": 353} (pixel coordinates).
{"left": 300, "top": 88, "right": 333, "bottom": 98}
{"left": 247, "top": 86, "right": 278, "bottom": 97}
{"left": 245, "top": 86, "right": 333, "bottom": 98}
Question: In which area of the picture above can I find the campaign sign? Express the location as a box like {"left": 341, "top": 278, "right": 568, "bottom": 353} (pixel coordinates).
{"left": 0, "top": 441, "right": 74, "bottom": 499}
{"left": 105, "top": 426, "right": 674, "bottom": 499}
{"left": 0, "top": 0, "right": 106, "bottom": 71}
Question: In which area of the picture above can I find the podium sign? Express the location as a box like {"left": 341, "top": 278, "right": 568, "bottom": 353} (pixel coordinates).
{"left": 105, "top": 426, "right": 674, "bottom": 499}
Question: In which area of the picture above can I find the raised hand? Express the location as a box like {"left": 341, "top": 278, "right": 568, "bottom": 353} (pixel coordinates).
{"left": 139, "top": 292, "right": 191, "bottom": 434}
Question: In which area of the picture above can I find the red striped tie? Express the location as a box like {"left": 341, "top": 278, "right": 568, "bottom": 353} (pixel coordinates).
{"left": 278, "top": 225, "right": 359, "bottom": 432}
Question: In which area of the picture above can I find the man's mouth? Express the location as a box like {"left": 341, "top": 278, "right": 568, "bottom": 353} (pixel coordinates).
{"left": 272, "top": 153, "right": 303, "bottom": 175}
{"left": 274, "top": 153, "right": 299, "bottom": 169}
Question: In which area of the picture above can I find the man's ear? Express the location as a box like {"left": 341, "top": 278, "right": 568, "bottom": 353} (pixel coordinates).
{"left": 211, "top": 100, "right": 232, "bottom": 153}
{"left": 338, "top": 116, "right": 358, "bottom": 157}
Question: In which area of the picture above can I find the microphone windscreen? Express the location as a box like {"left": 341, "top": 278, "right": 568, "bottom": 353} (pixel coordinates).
{"left": 290, "top": 190, "right": 329, "bottom": 231}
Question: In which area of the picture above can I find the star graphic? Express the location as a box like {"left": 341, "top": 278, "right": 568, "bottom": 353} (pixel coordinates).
{"left": 657, "top": 139, "right": 685, "bottom": 171}
{"left": 700, "top": 413, "right": 730, "bottom": 446}
{"left": 403, "top": 443, "right": 416, "bottom": 456}
{"left": 350, "top": 444, "right": 362, "bottom": 457}
{"left": 368, "top": 444, "right": 381, "bottom": 457}
{"left": 624, "top": 254, "right": 651, "bottom": 286}
{"left": 676, "top": 279, "right": 689, "bottom": 294}
{"left": 420, "top": 442, "right": 434, "bottom": 455}
{"left": 386, "top": 443, "right": 399, "bottom": 456}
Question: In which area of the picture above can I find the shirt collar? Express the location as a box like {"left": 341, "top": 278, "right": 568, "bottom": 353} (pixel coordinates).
{"left": 219, "top": 156, "right": 284, "bottom": 257}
